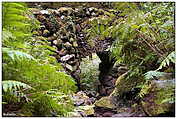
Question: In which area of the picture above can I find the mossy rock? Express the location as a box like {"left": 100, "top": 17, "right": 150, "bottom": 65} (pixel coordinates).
{"left": 94, "top": 96, "right": 115, "bottom": 109}
{"left": 110, "top": 72, "right": 142, "bottom": 97}
{"left": 78, "top": 105, "right": 95, "bottom": 116}
{"left": 141, "top": 80, "right": 175, "bottom": 116}
{"left": 68, "top": 105, "right": 94, "bottom": 117}
{"left": 66, "top": 112, "right": 82, "bottom": 117}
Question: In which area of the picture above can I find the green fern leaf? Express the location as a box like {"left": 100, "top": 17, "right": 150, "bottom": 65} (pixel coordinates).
{"left": 144, "top": 70, "right": 168, "bottom": 80}
{"left": 3, "top": 48, "right": 35, "bottom": 60}
{"left": 5, "top": 8, "right": 24, "bottom": 14}
{"left": 157, "top": 51, "right": 175, "bottom": 70}
{"left": 12, "top": 31, "right": 31, "bottom": 38}
{"left": 2, "top": 80, "right": 32, "bottom": 92}
{"left": 7, "top": 21, "right": 30, "bottom": 28}
{"left": 5, "top": 14, "right": 27, "bottom": 21}
{"left": 2, "top": 29, "right": 15, "bottom": 41}
{"left": 6, "top": 3, "right": 26, "bottom": 9}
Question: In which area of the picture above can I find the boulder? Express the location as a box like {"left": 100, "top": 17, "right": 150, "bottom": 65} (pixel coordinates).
{"left": 77, "top": 105, "right": 95, "bottom": 116}
{"left": 67, "top": 59, "right": 78, "bottom": 66}
{"left": 48, "top": 36, "right": 56, "bottom": 42}
{"left": 30, "top": 8, "right": 45, "bottom": 16}
{"left": 94, "top": 96, "right": 115, "bottom": 109}
{"left": 141, "top": 80, "right": 175, "bottom": 116}
{"left": 61, "top": 54, "right": 75, "bottom": 62}
{"left": 110, "top": 72, "right": 142, "bottom": 98}
{"left": 53, "top": 39, "right": 63, "bottom": 45}
{"left": 112, "top": 112, "right": 132, "bottom": 117}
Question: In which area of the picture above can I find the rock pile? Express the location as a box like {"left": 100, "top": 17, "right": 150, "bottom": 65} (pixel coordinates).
{"left": 32, "top": 6, "right": 114, "bottom": 89}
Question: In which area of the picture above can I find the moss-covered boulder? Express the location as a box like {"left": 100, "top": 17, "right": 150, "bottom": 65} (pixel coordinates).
{"left": 94, "top": 96, "right": 115, "bottom": 109}
{"left": 110, "top": 72, "right": 142, "bottom": 98}
{"left": 77, "top": 105, "right": 95, "bottom": 116}
{"left": 141, "top": 80, "right": 175, "bottom": 116}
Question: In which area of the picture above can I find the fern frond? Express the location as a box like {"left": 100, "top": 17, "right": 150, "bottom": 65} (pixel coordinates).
{"left": 12, "top": 31, "right": 31, "bottom": 38}
{"left": 4, "top": 2, "right": 26, "bottom": 9}
{"left": 5, "top": 7, "right": 24, "bottom": 14}
{"left": 3, "top": 48, "right": 35, "bottom": 60}
{"left": 2, "top": 80, "right": 32, "bottom": 92}
{"left": 7, "top": 21, "right": 30, "bottom": 28}
{"left": 2, "top": 2, "right": 29, "bottom": 31}
{"left": 157, "top": 51, "right": 175, "bottom": 70}
{"left": 2, "top": 29, "right": 15, "bottom": 41}
{"left": 5, "top": 14, "right": 28, "bottom": 21}
{"left": 144, "top": 70, "right": 168, "bottom": 80}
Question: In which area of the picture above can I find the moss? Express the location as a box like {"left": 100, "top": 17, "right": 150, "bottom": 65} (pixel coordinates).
{"left": 141, "top": 80, "right": 175, "bottom": 116}
{"left": 110, "top": 72, "right": 143, "bottom": 97}
{"left": 95, "top": 96, "right": 115, "bottom": 109}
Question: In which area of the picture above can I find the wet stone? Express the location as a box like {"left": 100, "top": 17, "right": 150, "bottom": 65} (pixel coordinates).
{"left": 61, "top": 54, "right": 75, "bottom": 62}
{"left": 58, "top": 49, "right": 68, "bottom": 56}
{"left": 40, "top": 10, "right": 50, "bottom": 15}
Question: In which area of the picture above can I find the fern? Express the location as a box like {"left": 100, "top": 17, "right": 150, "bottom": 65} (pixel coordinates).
{"left": 3, "top": 48, "right": 35, "bottom": 60}
{"left": 2, "top": 80, "right": 32, "bottom": 103}
{"left": 2, "top": 2, "right": 27, "bottom": 28}
{"left": 2, "top": 2, "right": 39, "bottom": 48}
{"left": 2, "top": 29, "right": 14, "bottom": 41}
{"left": 2, "top": 2, "right": 76, "bottom": 116}
{"left": 138, "top": 81, "right": 151, "bottom": 98}
{"left": 2, "top": 80, "right": 32, "bottom": 92}
{"left": 144, "top": 71, "right": 168, "bottom": 80}
{"left": 157, "top": 51, "right": 175, "bottom": 70}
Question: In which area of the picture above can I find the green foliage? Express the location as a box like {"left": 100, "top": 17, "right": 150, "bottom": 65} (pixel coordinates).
{"left": 80, "top": 54, "right": 100, "bottom": 92}
{"left": 138, "top": 81, "right": 151, "bottom": 98}
{"left": 87, "top": 2, "right": 174, "bottom": 67}
{"left": 2, "top": 80, "right": 32, "bottom": 104}
{"left": 86, "top": 3, "right": 175, "bottom": 105}
{"left": 23, "top": 91, "right": 74, "bottom": 117}
{"left": 2, "top": 2, "right": 40, "bottom": 49}
{"left": 157, "top": 51, "right": 175, "bottom": 70}
{"left": 144, "top": 51, "right": 175, "bottom": 80}
{"left": 3, "top": 58, "right": 77, "bottom": 93}
{"left": 2, "top": 2, "right": 76, "bottom": 116}
{"left": 144, "top": 71, "right": 168, "bottom": 80}
{"left": 3, "top": 51, "right": 77, "bottom": 116}
{"left": 3, "top": 48, "right": 35, "bottom": 61}
{"left": 161, "top": 97, "right": 175, "bottom": 104}
{"left": 2, "top": 80, "right": 32, "bottom": 92}
{"left": 86, "top": 15, "right": 114, "bottom": 41}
